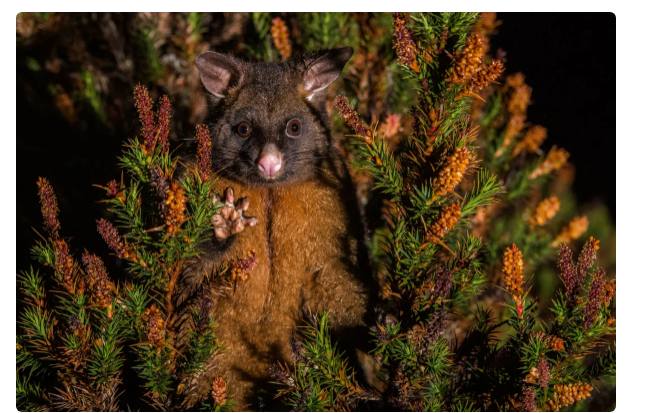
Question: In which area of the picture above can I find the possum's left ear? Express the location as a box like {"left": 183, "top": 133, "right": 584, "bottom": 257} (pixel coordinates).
{"left": 303, "top": 46, "right": 353, "bottom": 100}
{"left": 195, "top": 51, "right": 244, "bottom": 99}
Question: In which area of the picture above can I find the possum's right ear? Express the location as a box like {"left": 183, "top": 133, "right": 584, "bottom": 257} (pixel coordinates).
{"left": 195, "top": 52, "right": 244, "bottom": 98}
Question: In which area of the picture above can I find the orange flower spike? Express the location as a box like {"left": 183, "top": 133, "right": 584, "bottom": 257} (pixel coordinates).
{"left": 551, "top": 216, "right": 589, "bottom": 247}
{"left": 211, "top": 377, "right": 228, "bottom": 406}
{"left": 528, "top": 196, "right": 561, "bottom": 230}
{"left": 502, "top": 244, "right": 525, "bottom": 316}
{"left": 270, "top": 17, "right": 291, "bottom": 61}
{"left": 448, "top": 33, "right": 485, "bottom": 85}
{"left": 426, "top": 202, "right": 462, "bottom": 244}
{"left": 142, "top": 304, "right": 166, "bottom": 347}
{"left": 513, "top": 125, "right": 547, "bottom": 157}
{"left": 164, "top": 182, "right": 188, "bottom": 236}
{"left": 604, "top": 278, "right": 616, "bottom": 307}
{"left": 546, "top": 383, "right": 593, "bottom": 411}
{"left": 82, "top": 252, "right": 115, "bottom": 316}
{"left": 433, "top": 146, "right": 473, "bottom": 199}
{"left": 529, "top": 147, "right": 570, "bottom": 179}
{"left": 53, "top": 239, "right": 75, "bottom": 293}
{"left": 534, "top": 331, "right": 565, "bottom": 351}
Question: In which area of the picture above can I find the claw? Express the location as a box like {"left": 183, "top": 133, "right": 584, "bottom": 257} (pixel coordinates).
{"left": 225, "top": 187, "right": 235, "bottom": 204}
{"left": 212, "top": 215, "right": 225, "bottom": 226}
{"left": 238, "top": 197, "right": 250, "bottom": 211}
{"left": 215, "top": 227, "right": 229, "bottom": 240}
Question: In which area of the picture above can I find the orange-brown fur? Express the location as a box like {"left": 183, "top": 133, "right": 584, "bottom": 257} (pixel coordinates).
{"left": 181, "top": 159, "right": 372, "bottom": 409}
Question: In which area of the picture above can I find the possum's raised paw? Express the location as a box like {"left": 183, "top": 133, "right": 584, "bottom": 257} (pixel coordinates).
{"left": 211, "top": 187, "right": 258, "bottom": 240}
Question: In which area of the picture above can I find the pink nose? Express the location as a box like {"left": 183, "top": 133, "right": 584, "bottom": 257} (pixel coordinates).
{"left": 257, "top": 154, "right": 282, "bottom": 177}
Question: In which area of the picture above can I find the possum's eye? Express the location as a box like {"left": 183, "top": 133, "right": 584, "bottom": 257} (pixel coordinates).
{"left": 237, "top": 122, "right": 252, "bottom": 138}
{"left": 286, "top": 119, "right": 301, "bottom": 137}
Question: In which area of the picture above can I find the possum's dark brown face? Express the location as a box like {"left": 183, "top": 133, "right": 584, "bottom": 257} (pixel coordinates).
{"left": 195, "top": 47, "right": 353, "bottom": 187}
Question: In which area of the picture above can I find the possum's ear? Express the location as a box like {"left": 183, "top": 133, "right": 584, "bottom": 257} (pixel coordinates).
{"left": 303, "top": 46, "right": 353, "bottom": 100}
{"left": 195, "top": 52, "right": 244, "bottom": 98}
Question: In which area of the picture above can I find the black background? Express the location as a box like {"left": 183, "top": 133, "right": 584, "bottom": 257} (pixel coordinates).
{"left": 16, "top": 13, "right": 616, "bottom": 273}
{"left": 491, "top": 12, "right": 616, "bottom": 217}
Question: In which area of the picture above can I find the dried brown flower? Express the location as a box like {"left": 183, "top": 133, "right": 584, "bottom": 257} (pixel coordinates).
{"left": 134, "top": 84, "right": 156, "bottom": 153}
{"left": 142, "top": 304, "right": 166, "bottom": 347}
{"left": 529, "top": 147, "right": 570, "bottom": 179}
{"left": 546, "top": 382, "right": 593, "bottom": 411}
{"left": 552, "top": 216, "right": 588, "bottom": 247}
{"left": 97, "top": 218, "right": 130, "bottom": 259}
{"left": 53, "top": 239, "right": 74, "bottom": 292}
{"left": 392, "top": 12, "right": 419, "bottom": 72}
{"left": 164, "top": 182, "right": 187, "bottom": 236}
{"left": 528, "top": 196, "right": 560, "bottom": 230}
{"left": 82, "top": 252, "right": 114, "bottom": 311}
{"left": 584, "top": 268, "right": 606, "bottom": 329}
{"left": 289, "top": 329, "right": 306, "bottom": 363}
{"left": 426, "top": 202, "right": 462, "bottom": 244}
{"left": 534, "top": 331, "right": 565, "bottom": 352}
{"left": 558, "top": 244, "right": 580, "bottom": 304}
{"left": 433, "top": 146, "right": 473, "bottom": 199}
{"left": 537, "top": 358, "right": 550, "bottom": 388}
{"left": 270, "top": 17, "right": 291, "bottom": 61}
{"left": 513, "top": 125, "right": 547, "bottom": 157}
{"left": 106, "top": 180, "right": 119, "bottom": 197}
{"left": 195, "top": 124, "right": 212, "bottom": 181}
{"left": 335, "top": 95, "right": 371, "bottom": 142}
{"left": 577, "top": 236, "right": 600, "bottom": 274}
{"left": 502, "top": 244, "right": 524, "bottom": 301}
{"left": 522, "top": 386, "right": 536, "bottom": 412}
{"left": 211, "top": 376, "right": 227, "bottom": 407}
{"left": 37, "top": 177, "right": 61, "bottom": 239}
{"left": 150, "top": 167, "right": 170, "bottom": 212}
{"left": 156, "top": 95, "right": 172, "bottom": 154}
{"left": 196, "top": 285, "right": 214, "bottom": 331}
{"left": 604, "top": 278, "right": 616, "bottom": 307}
{"left": 269, "top": 362, "right": 292, "bottom": 384}
{"left": 424, "top": 307, "right": 447, "bottom": 346}
{"left": 231, "top": 249, "right": 257, "bottom": 287}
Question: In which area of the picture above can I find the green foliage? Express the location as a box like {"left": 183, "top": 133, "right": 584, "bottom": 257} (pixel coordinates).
{"left": 276, "top": 12, "right": 615, "bottom": 412}
{"left": 15, "top": 85, "right": 233, "bottom": 410}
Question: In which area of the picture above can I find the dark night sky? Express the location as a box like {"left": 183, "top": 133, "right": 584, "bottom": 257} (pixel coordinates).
{"left": 490, "top": 12, "right": 616, "bottom": 218}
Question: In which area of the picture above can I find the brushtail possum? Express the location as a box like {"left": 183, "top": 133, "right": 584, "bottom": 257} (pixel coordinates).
{"left": 180, "top": 47, "right": 374, "bottom": 408}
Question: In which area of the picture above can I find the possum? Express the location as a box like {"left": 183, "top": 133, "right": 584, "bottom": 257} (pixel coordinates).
{"left": 178, "top": 47, "right": 376, "bottom": 409}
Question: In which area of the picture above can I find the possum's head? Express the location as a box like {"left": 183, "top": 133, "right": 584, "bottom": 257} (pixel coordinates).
{"left": 195, "top": 47, "right": 353, "bottom": 187}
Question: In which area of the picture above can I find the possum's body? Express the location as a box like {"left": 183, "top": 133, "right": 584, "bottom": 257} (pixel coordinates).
{"left": 190, "top": 162, "right": 370, "bottom": 407}
{"left": 180, "top": 160, "right": 372, "bottom": 408}
{"left": 179, "top": 47, "right": 374, "bottom": 409}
